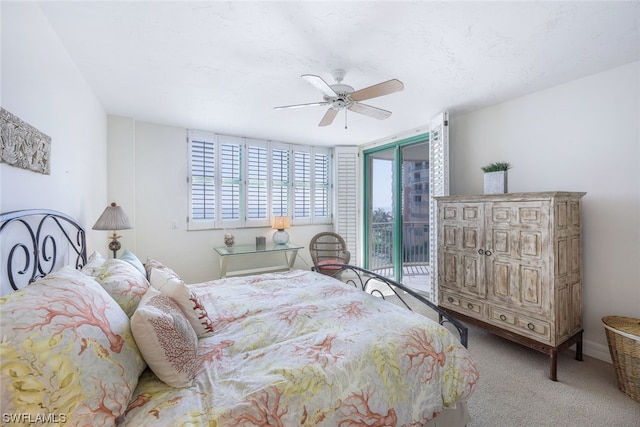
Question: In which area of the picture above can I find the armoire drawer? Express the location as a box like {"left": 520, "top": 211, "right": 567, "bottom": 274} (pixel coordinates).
{"left": 488, "top": 305, "right": 551, "bottom": 341}
{"left": 441, "top": 292, "right": 484, "bottom": 317}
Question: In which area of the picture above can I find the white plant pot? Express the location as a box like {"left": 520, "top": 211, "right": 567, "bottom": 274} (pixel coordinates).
{"left": 484, "top": 171, "right": 508, "bottom": 194}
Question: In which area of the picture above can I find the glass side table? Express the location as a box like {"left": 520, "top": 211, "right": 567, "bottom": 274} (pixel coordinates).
{"left": 214, "top": 243, "right": 304, "bottom": 278}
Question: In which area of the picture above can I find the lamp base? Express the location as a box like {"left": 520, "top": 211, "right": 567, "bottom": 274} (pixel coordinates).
{"left": 109, "top": 231, "right": 122, "bottom": 258}
{"left": 272, "top": 229, "right": 289, "bottom": 245}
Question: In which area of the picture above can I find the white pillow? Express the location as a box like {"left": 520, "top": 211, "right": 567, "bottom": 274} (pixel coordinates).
{"left": 149, "top": 268, "right": 215, "bottom": 338}
{"left": 80, "top": 250, "right": 106, "bottom": 276}
{"left": 130, "top": 287, "right": 198, "bottom": 388}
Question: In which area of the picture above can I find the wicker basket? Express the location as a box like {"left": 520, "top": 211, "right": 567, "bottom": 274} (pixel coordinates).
{"left": 602, "top": 316, "right": 640, "bottom": 403}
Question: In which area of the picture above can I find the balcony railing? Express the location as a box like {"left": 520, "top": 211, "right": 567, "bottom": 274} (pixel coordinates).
{"left": 370, "top": 221, "right": 430, "bottom": 271}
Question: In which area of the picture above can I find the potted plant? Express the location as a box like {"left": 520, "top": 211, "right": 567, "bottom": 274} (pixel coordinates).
{"left": 481, "top": 162, "right": 511, "bottom": 194}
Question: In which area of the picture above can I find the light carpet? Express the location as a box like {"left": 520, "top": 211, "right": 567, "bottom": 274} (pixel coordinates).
{"left": 385, "top": 294, "right": 640, "bottom": 426}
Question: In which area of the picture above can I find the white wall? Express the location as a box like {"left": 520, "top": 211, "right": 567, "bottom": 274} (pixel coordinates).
{"left": 1, "top": 2, "right": 108, "bottom": 251}
{"left": 107, "top": 117, "right": 331, "bottom": 283}
{"left": 450, "top": 61, "right": 640, "bottom": 361}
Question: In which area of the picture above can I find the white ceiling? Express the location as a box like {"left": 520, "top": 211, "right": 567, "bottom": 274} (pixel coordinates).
{"left": 38, "top": 1, "right": 640, "bottom": 146}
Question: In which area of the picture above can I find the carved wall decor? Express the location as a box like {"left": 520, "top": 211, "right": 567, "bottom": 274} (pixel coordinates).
{"left": 0, "top": 108, "right": 51, "bottom": 174}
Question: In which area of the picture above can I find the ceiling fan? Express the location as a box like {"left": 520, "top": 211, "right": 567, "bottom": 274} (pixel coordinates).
{"left": 274, "top": 69, "right": 404, "bottom": 127}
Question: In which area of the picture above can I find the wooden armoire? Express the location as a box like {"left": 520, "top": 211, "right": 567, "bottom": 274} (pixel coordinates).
{"left": 435, "top": 192, "right": 586, "bottom": 380}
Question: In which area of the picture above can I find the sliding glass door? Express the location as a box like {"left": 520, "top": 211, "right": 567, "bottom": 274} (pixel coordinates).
{"left": 364, "top": 137, "right": 429, "bottom": 289}
{"left": 400, "top": 142, "right": 430, "bottom": 281}
{"left": 368, "top": 150, "right": 396, "bottom": 277}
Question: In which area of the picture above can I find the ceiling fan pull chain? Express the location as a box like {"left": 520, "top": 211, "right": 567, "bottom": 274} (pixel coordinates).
{"left": 345, "top": 109, "right": 348, "bottom": 130}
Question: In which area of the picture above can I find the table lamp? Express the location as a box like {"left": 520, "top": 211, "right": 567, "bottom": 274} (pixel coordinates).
{"left": 92, "top": 202, "right": 133, "bottom": 258}
{"left": 272, "top": 216, "right": 290, "bottom": 245}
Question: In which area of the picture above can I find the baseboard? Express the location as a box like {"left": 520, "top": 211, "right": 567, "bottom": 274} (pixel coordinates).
{"left": 582, "top": 339, "right": 612, "bottom": 364}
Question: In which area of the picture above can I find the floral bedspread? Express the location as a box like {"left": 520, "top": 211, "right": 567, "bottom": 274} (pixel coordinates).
{"left": 121, "top": 270, "right": 479, "bottom": 426}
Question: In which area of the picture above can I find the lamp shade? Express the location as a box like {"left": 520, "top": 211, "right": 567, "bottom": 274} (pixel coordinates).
{"left": 272, "top": 216, "right": 290, "bottom": 230}
{"left": 92, "top": 202, "right": 134, "bottom": 231}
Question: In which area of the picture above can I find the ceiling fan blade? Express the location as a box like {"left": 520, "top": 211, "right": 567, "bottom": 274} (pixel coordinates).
{"left": 302, "top": 74, "right": 338, "bottom": 98}
{"left": 350, "top": 79, "right": 404, "bottom": 102}
{"left": 319, "top": 108, "right": 339, "bottom": 127}
{"left": 274, "top": 101, "right": 329, "bottom": 110}
{"left": 348, "top": 102, "right": 392, "bottom": 120}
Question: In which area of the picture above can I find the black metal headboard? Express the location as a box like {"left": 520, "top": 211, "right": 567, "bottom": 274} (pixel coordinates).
{"left": 0, "top": 209, "right": 87, "bottom": 293}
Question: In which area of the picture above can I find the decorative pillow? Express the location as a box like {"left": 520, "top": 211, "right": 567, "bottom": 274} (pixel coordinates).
{"left": 92, "top": 259, "right": 150, "bottom": 317}
{"left": 80, "top": 250, "right": 106, "bottom": 276}
{"left": 143, "top": 257, "right": 180, "bottom": 282}
{"left": 0, "top": 266, "right": 146, "bottom": 426}
{"left": 130, "top": 287, "right": 198, "bottom": 388}
{"left": 120, "top": 249, "right": 146, "bottom": 277}
{"left": 149, "top": 268, "right": 215, "bottom": 338}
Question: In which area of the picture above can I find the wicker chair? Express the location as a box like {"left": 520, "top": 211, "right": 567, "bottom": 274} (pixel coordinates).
{"left": 309, "top": 232, "right": 351, "bottom": 278}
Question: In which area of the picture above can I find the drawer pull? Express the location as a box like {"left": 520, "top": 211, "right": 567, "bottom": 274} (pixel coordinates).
{"left": 499, "top": 314, "right": 507, "bottom": 321}
{"left": 467, "top": 303, "right": 474, "bottom": 310}
{"left": 527, "top": 323, "right": 535, "bottom": 330}
{"left": 484, "top": 250, "right": 492, "bottom": 256}
{"left": 477, "top": 249, "right": 484, "bottom": 255}
{"left": 447, "top": 297, "right": 454, "bottom": 303}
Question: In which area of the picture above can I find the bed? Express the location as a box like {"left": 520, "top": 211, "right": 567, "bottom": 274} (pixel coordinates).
{"left": 0, "top": 209, "right": 479, "bottom": 426}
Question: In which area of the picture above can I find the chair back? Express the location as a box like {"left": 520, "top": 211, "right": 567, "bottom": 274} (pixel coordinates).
{"left": 309, "top": 232, "right": 351, "bottom": 277}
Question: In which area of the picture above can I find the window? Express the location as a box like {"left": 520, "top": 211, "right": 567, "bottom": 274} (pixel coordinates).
{"left": 188, "top": 130, "right": 331, "bottom": 230}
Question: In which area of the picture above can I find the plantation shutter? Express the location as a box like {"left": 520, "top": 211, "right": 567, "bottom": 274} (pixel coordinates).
{"left": 428, "top": 111, "right": 449, "bottom": 300}
{"left": 245, "top": 139, "right": 268, "bottom": 227}
{"left": 219, "top": 135, "right": 243, "bottom": 228}
{"left": 293, "top": 148, "right": 311, "bottom": 224}
{"left": 313, "top": 148, "right": 331, "bottom": 223}
{"left": 271, "top": 143, "right": 290, "bottom": 218}
{"left": 188, "top": 130, "right": 216, "bottom": 230}
{"left": 334, "top": 146, "right": 359, "bottom": 265}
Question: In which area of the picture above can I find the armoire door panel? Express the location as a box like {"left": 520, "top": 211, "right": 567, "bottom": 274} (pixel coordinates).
{"left": 463, "top": 255, "right": 482, "bottom": 295}
{"left": 568, "top": 201, "right": 581, "bottom": 227}
{"left": 491, "top": 261, "right": 511, "bottom": 299}
{"left": 520, "top": 265, "right": 543, "bottom": 307}
{"left": 491, "top": 229, "right": 510, "bottom": 254}
{"left": 443, "top": 253, "right": 458, "bottom": 285}
{"left": 570, "top": 236, "right": 581, "bottom": 274}
{"left": 556, "top": 202, "right": 568, "bottom": 229}
{"left": 443, "top": 206, "right": 458, "bottom": 220}
{"left": 490, "top": 206, "right": 512, "bottom": 224}
{"left": 462, "top": 206, "right": 479, "bottom": 221}
{"left": 518, "top": 206, "right": 543, "bottom": 225}
{"left": 463, "top": 226, "right": 480, "bottom": 249}
{"left": 570, "top": 280, "right": 582, "bottom": 331}
{"left": 443, "top": 225, "right": 457, "bottom": 247}
{"left": 519, "top": 231, "right": 543, "bottom": 259}
{"left": 556, "top": 285, "right": 571, "bottom": 340}
{"left": 556, "top": 238, "right": 568, "bottom": 277}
